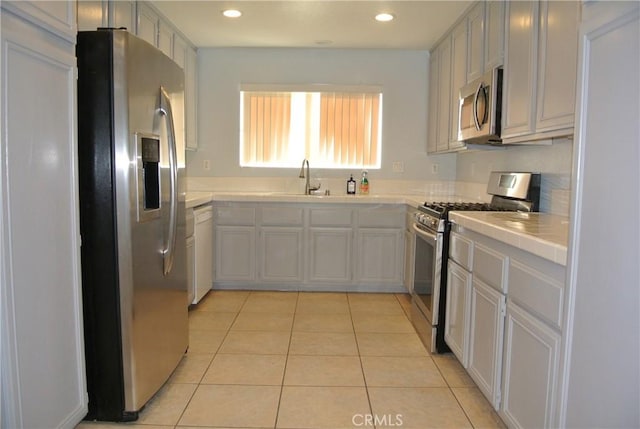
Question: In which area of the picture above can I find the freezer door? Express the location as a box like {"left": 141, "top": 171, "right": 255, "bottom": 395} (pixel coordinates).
{"left": 111, "top": 31, "right": 188, "bottom": 412}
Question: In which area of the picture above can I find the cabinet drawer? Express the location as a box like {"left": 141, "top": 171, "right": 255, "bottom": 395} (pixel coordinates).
{"left": 214, "top": 206, "right": 255, "bottom": 225}
{"left": 310, "top": 208, "right": 352, "bottom": 227}
{"left": 449, "top": 232, "right": 473, "bottom": 270}
{"left": 358, "top": 208, "right": 405, "bottom": 228}
{"left": 473, "top": 243, "right": 508, "bottom": 293}
{"left": 509, "top": 259, "right": 564, "bottom": 329}
{"left": 261, "top": 207, "right": 304, "bottom": 226}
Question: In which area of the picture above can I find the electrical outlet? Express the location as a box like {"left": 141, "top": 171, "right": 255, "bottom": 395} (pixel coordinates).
{"left": 392, "top": 161, "right": 404, "bottom": 173}
{"left": 203, "top": 159, "right": 210, "bottom": 170}
{"left": 431, "top": 163, "right": 439, "bottom": 174}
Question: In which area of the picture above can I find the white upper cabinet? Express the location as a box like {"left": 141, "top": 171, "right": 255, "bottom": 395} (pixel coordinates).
{"left": 466, "top": 2, "right": 485, "bottom": 83}
{"left": 185, "top": 45, "right": 199, "bottom": 150}
{"left": 449, "top": 20, "right": 468, "bottom": 150}
{"left": 428, "top": 0, "right": 505, "bottom": 154}
{"left": 502, "top": 0, "right": 539, "bottom": 139}
{"left": 427, "top": 48, "right": 439, "bottom": 154}
{"left": 135, "top": 1, "right": 158, "bottom": 47}
{"left": 4, "top": 0, "right": 76, "bottom": 40}
{"left": 534, "top": 0, "right": 579, "bottom": 133}
{"left": 77, "top": 0, "right": 105, "bottom": 31}
{"left": 484, "top": 1, "right": 505, "bottom": 71}
{"left": 77, "top": 0, "right": 135, "bottom": 32}
{"left": 436, "top": 37, "right": 453, "bottom": 152}
{"left": 502, "top": 0, "right": 579, "bottom": 144}
{"left": 110, "top": 0, "right": 135, "bottom": 31}
{"left": 157, "top": 18, "right": 174, "bottom": 58}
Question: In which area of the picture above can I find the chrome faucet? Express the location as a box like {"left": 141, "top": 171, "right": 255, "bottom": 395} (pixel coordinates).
{"left": 298, "top": 159, "right": 321, "bottom": 195}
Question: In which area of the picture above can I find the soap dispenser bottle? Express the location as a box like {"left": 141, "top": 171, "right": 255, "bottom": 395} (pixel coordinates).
{"left": 347, "top": 174, "right": 356, "bottom": 194}
{"left": 359, "top": 171, "right": 369, "bottom": 195}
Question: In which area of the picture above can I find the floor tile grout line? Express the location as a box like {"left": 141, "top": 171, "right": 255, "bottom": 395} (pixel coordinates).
{"left": 173, "top": 292, "right": 247, "bottom": 427}
{"left": 347, "top": 292, "right": 377, "bottom": 428}
{"left": 273, "top": 290, "right": 299, "bottom": 429}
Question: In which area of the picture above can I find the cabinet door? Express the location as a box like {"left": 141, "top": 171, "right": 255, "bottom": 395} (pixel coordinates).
{"left": 501, "top": 300, "right": 560, "bottom": 429}
{"left": 173, "top": 33, "right": 188, "bottom": 69}
{"left": 468, "top": 278, "right": 505, "bottom": 410}
{"left": 535, "top": 0, "right": 579, "bottom": 133}
{"left": 1, "top": 11, "right": 86, "bottom": 427}
{"left": 158, "top": 19, "right": 174, "bottom": 58}
{"left": 502, "top": 0, "right": 538, "bottom": 139}
{"left": 427, "top": 48, "right": 439, "bottom": 153}
{"left": 77, "top": 0, "right": 106, "bottom": 31}
{"left": 3, "top": 0, "right": 76, "bottom": 40}
{"left": 484, "top": 1, "right": 505, "bottom": 70}
{"left": 215, "top": 226, "right": 255, "bottom": 282}
{"left": 136, "top": 2, "right": 158, "bottom": 47}
{"left": 260, "top": 227, "right": 304, "bottom": 283}
{"left": 109, "top": 0, "right": 135, "bottom": 32}
{"left": 185, "top": 46, "right": 198, "bottom": 150}
{"left": 194, "top": 208, "right": 213, "bottom": 303}
{"left": 466, "top": 2, "right": 485, "bottom": 83}
{"left": 356, "top": 228, "right": 403, "bottom": 285}
{"left": 308, "top": 228, "right": 352, "bottom": 283}
{"left": 449, "top": 21, "right": 467, "bottom": 149}
{"left": 436, "top": 38, "right": 452, "bottom": 152}
{"left": 444, "top": 260, "right": 472, "bottom": 367}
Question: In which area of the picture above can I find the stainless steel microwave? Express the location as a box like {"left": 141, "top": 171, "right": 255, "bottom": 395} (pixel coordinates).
{"left": 458, "top": 68, "right": 503, "bottom": 144}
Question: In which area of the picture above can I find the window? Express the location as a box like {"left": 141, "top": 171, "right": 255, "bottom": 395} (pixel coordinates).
{"left": 240, "top": 85, "right": 382, "bottom": 169}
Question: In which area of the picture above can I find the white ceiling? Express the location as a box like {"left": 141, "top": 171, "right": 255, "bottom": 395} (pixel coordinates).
{"left": 152, "top": 1, "right": 473, "bottom": 50}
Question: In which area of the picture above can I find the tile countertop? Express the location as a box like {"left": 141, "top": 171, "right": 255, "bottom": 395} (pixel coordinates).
{"left": 185, "top": 191, "right": 214, "bottom": 209}
{"left": 186, "top": 191, "right": 426, "bottom": 209}
{"left": 449, "top": 211, "right": 570, "bottom": 266}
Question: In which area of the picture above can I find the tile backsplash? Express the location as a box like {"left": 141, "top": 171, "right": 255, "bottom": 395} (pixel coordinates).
{"left": 455, "top": 138, "right": 573, "bottom": 216}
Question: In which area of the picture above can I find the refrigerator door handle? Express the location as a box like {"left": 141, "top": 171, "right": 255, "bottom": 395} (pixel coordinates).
{"left": 159, "top": 86, "right": 178, "bottom": 275}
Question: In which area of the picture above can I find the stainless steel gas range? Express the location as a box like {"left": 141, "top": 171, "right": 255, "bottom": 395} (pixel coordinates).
{"left": 409, "top": 172, "right": 541, "bottom": 353}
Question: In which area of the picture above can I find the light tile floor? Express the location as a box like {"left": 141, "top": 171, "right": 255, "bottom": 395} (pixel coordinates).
{"left": 77, "top": 290, "right": 506, "bottom": 429}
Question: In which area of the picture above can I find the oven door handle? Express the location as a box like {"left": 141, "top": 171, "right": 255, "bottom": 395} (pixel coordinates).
{"left": 412, "top": 223, "right": 438, "bottom": 244}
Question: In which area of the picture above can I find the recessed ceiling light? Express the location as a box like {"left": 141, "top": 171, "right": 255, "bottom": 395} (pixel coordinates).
{"left": 222, "top": 9, "right": 242, "bottom": 18}
{"left": 375, "top": 13, "right": 395, "bottom": 22}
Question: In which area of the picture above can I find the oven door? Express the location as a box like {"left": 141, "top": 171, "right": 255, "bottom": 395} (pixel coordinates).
{"left": 410, "top": 222, "right": 442, "bottom": 329}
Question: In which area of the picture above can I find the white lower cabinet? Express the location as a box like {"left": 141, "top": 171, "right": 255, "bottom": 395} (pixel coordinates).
{"left": 194, "top": 205, "right": 213, "bottom": 303}
{"left": 445, "top": 260, "right": 472, "bottom": 367}
{"left": 501, "top": 300, "right": 560, "bottom": 429}
{"left": 212, "top": 202, "right": 405, "bottom": 291}
{"left": 450, "top": 222, "right": 566, "bottom": 427}
{"left": 308, "top": 228, "right": 353, "bottom": 283}
{"left": 356, "top": 228, "right": 403, "bottom": 285}
{"left": 215, "top": 226, "right": 256, "bottom": 282}
{"left": 468, "top": 278, "right": 505, "bottom": 410}
{"left": 260, "top": 227, "right": 304, "bottom": 283}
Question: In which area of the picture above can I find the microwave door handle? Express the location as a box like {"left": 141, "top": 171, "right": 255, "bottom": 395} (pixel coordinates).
{"left": 479, "top": 85, "right": 489, "bottom": 126}
{"left": 472, "top": 82, "right": 483, "bottom": 131}
{"left": 159, "top": 86, "right": 178, "bottom": 276}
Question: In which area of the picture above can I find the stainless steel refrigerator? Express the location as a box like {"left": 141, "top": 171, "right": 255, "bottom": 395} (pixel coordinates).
{"left": 77, "top": 29, "right": 188, "bottom": 422}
